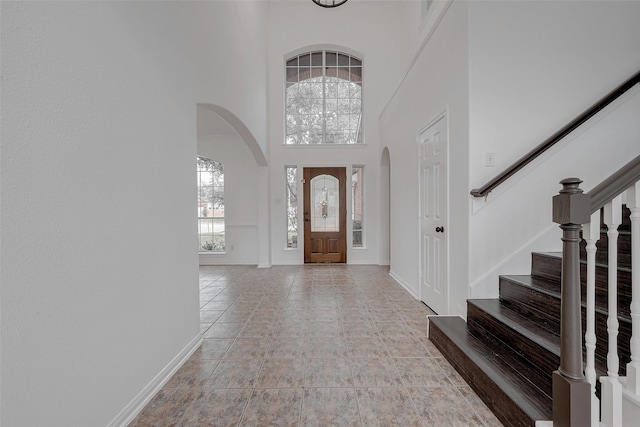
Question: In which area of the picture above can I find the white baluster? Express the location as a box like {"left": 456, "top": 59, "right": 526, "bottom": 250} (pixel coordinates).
{"left": 601, "top": 195, "right": 623, "bottom": 427}
{"left": 583, "top": 211, "right": 601, "bottom": 426}
{"left": 627, "top": 182, "right": 640, "bottom": 395}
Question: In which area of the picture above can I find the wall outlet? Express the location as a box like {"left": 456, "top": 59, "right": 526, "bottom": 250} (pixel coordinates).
{"left": 485, "top": 152, "right": 495, "bottom": 167}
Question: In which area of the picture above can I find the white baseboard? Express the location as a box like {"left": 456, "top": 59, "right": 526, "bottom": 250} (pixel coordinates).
{"left": 389, "top": 269, "right": 419, "bottom": 300}
{"left": 107, "top": 333, "right": 203, "bottom": 427}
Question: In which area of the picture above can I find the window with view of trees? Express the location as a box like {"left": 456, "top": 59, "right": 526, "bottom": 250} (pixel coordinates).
{"left": 286, "top": 166, "right": 298, "bottom": 248}
{"left": 352, "top": 165, "right": 363, "bottom": 247}
{"left": 285, "top": 50, "right": 363, "bottom": 144}
{"left": 197, "top": 156, "right": 224, "bottom": 252}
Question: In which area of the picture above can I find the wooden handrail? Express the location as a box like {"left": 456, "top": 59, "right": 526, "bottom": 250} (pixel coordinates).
{"left": 587, "top": 154, "right": 640, "bottom": 213}
{"left": 470, "top": 70, "right": 640, "bottom": 198}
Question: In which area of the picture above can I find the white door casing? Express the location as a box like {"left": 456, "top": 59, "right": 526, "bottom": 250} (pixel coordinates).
{"left": 419, "top": 114, "right": 448, "bottom": 315}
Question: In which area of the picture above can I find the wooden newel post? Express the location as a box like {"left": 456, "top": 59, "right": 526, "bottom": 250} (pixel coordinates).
{"left": 552, "top": 178, "right": 592, "bottom": 427}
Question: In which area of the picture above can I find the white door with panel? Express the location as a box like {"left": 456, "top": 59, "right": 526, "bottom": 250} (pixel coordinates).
{"left": 419, "top": 116, "right": 448, "bottom": 315}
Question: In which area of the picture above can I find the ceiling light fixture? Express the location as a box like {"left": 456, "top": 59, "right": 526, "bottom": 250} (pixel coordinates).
{"left": 312, "top": 0, "right": 348, "bottom": 8}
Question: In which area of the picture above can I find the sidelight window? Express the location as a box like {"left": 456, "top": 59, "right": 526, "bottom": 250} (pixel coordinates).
{"left": 286, "top": 166, "right": 298, "bottom": 248}
{"left": 197, "top": 156, "right": 224, "bottom": 252}
{"left": 352, "top": 166, "right": 364, "bottom": 247}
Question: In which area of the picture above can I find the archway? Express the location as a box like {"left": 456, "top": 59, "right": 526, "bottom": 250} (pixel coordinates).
{"left": 196, "top": 104, "right": 269, "bottom": 267}
{"left": 198, "top": 103, "right": 267, "bottom": 167}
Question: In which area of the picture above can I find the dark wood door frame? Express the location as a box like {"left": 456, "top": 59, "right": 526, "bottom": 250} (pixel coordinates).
{"left": 303, "top": 167, "right": 347, "bottom": 263}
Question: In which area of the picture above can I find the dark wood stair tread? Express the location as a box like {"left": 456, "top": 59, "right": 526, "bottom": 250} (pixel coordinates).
{"left": 531, "top": 252, "right": 562, "bottom": 281}
{"left": 501, "top": 274, "right": 561, "bottom": 296}
{"left": 535, "top": 250, "right": 631, "bottom": 272}
{"left": 500, "top": 268, "right": 631, "bottom": 322}
{"left": 468, "top": 299, "right": 560, "bottom": 355}
{"left": 429, "top": 316, "right": 551, "bottom": 426}
{"left": 499, "top": 274, "right": 563, "bottom": 334}
{"left": 501, "top": 274, "right": 632, "bottom": 323}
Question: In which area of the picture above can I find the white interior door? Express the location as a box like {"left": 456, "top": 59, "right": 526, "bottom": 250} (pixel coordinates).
{"left": 419, "top": 116, "right": 448, "bottom": 314}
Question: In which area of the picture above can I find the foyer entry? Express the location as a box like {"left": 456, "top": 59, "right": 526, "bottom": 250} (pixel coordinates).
{"left": 303, "top": 167, "right": 347, "bottom": 263}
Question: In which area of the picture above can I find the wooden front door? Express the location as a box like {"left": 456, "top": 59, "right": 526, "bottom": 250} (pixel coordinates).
{"left": 303, "top": 167, "right": 347, "bottom": 263}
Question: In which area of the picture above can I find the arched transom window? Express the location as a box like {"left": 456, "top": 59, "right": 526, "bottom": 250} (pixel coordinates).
{"left": 285, "top": 50, "right": 363, "bottom": 145}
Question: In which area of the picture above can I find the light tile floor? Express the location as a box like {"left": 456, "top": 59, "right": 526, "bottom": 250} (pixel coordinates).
{"left": 130, "top": 265, "right": 503, "bottom": 426}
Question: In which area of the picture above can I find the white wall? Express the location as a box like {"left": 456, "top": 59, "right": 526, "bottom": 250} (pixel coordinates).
{"left": 469, "top": 87, "right": 640, "bottom": 298}
{"left": 468, "top": 0, "right": 640, "bottom": 187}
{"left": 188, "top": 1, "right": 270, "bottom": 158}
{"left": 379, "top": 0, "right": 469, "bottom": 315}
{"left": 266, "top": 0, "right": 410, "bottom": 265}
{"left": 467, "top": 0, "right": 640, "bottom": 298}
{"left": 0, "top": 1, "right": 268, "bottom": 425}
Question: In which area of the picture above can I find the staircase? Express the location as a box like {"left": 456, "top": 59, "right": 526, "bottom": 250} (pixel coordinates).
{"left": 428, "top": 207, "right": 633, "bottom": 427}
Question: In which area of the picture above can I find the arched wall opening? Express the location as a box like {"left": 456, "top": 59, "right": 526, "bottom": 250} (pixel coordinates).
{"left": 196, "top": 104, "right": 269, "bottom": 266}
{"left": 198, "top": 103, "right": 267, "bottom": 167}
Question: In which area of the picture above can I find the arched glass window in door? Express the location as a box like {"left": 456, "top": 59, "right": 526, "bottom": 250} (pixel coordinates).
{"left": 285, "top": 50, "right": 363, "bottom": 144}
{"left": 311, "top": 174, "right": 340, "bottom": 232}
{"left": 197, "top": 156, "right": 224, "bottom": 252}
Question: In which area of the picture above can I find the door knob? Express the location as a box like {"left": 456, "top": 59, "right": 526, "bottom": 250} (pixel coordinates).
{"left": 435, "top": 226, "right": 444, "bottom": 233}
